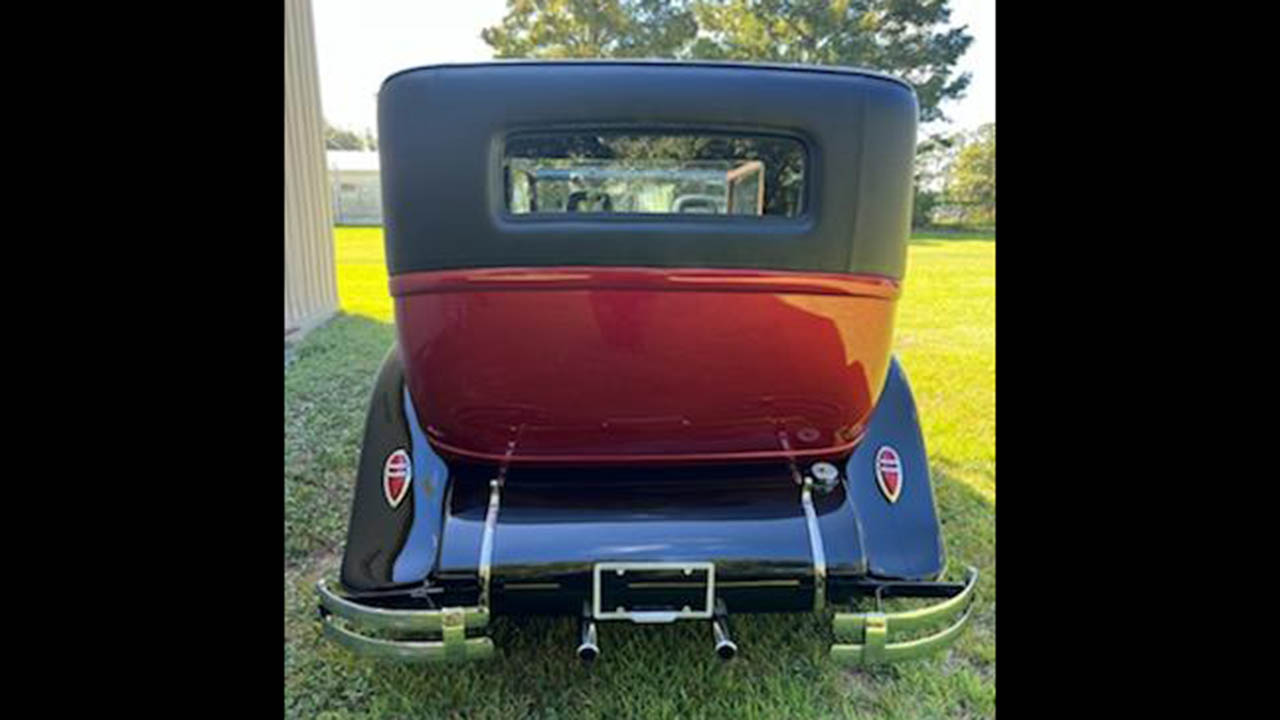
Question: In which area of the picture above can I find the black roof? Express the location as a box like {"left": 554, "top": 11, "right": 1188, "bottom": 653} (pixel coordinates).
{"left": 378, "top": 61, "right": 917, "bottom": 277}
{"left": 381, "top": 59, "right": 916, "bottom": 92}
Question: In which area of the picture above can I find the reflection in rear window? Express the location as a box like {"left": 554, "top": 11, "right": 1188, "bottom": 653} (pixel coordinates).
{"left": 504, "top": 132, "right": 805, "bottom": 217}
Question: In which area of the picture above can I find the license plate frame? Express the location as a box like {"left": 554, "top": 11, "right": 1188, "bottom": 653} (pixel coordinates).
{"left": 592, "top": 561, "right": 716, "bottom": 623}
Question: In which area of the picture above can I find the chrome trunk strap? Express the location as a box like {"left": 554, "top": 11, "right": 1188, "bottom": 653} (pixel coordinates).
{"left": 778, "top": 428, "right": 827, "bottom": 612}
{"left": 477, "top": 478, "right": 502, "bottom": 610}
{"left": 800, "top": 477, "right": 828, "bottom": 612}
{"left": 478, "top": 437, "right": 517, "bottom": 610}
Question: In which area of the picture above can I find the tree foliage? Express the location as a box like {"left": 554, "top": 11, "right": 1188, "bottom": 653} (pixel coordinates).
{"left": 481, "top": 0, "right": 698, "bottom": 60}
{"left": 914, "top": 132, "right": 957, "bottom": 193}
{"left": 947, "top": 121, "right": 994, "bottom": 208}
{"left": 913, "top": 122, "right": 993, "bottom": 227}
{"left": 910, "top": 131, "right": 956, "bottom": 226}
{"left": 325, "top": 121, "right": 373, "bottom": 151}
{"left": 481, "top": 0, "right": 972, "bottom": 122}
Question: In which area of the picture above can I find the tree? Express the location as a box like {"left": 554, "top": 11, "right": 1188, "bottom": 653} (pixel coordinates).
{"left": 914, "top": 132, "right": 957, "bottom": 194}
{"left": 482, "top": 0, "right": 698, "bottom": 59}
{"left": 482, "top": 0, "right": 972, "bottom": 122}
{"left": 325, "top": 121, "right": 367, "bottom": 151}
{"left": 912, "top": 132, "right": 956, "bottom": 227}
{"left": 945, "top": 122, "right": 994, "bottom": 224}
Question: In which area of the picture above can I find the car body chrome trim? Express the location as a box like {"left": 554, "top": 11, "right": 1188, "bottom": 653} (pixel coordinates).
{"left": 478, "top": 478, "right": 502, "bottom": 609}
{"left": 800, "top": 477, "right": 827, "bottom": 612}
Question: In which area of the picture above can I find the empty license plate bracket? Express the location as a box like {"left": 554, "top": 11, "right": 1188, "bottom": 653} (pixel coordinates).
{"left": 592, "top": 561, "right": 715, "bottom": 623}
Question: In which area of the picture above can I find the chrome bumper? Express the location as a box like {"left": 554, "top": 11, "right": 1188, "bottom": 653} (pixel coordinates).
{"left": 830, "top": 566, "right": 978, "bottom": 664}
{"left": 317, "top": 567, "right": 977, "bottom": 665}
{"left": 318, "top": 462, "right": 976, "bottom": 665}
{"left": 316, "top": 579, "right": 494, "bottom": 662}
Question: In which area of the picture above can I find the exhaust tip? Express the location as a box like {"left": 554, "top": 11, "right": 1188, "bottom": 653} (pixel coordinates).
{"left": 712, "top": 614, "right": 737, "bottom": 660}
{"left": 715, "top": 639, "right": 738, "bottom": 660}
{"left": 577, "top": 642, "right": 599, "bottom": 662}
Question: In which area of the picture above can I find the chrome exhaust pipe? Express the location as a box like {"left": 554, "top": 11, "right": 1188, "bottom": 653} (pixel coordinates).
{"left": 712, "top": 617, "right": 737, "bottom": 660}
{"left": 577, "top": 615, "right": 599, "bottom": 662}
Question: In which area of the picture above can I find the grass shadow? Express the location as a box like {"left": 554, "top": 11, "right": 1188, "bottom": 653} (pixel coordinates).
{"left": 285, "top": 313, "right": 395, "bottom": 567}
{"left": 909, "top": 228, "right": 997, "bottom": 247}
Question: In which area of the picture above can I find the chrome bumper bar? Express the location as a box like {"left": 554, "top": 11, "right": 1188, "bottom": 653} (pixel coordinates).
{"left": 830, "top": 566, "right": 978, "bottom": 664}
{"left": 316, "top": 579, "right": 494, "bottom": 662}
{"left": 318, "top": 463, "right": 975, "bottom": 665}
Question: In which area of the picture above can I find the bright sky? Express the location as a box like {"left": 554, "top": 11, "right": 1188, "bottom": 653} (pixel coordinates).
{"left": 312, "top": 0, "right": 994, "bottom": 138}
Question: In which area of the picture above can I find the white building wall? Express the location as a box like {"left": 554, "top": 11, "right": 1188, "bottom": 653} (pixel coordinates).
{"left": 331, "top": 169, "right": 383, "bottom": 225}
{"left": 284, "top": 0, "right": 338, "bottom": 336}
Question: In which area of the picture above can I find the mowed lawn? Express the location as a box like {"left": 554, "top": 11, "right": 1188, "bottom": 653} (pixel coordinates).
{"left": 285, "top": 226, "right": 995, "bottom": 719}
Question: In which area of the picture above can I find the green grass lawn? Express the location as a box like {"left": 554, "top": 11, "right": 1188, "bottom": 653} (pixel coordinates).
{"left": 285, "top": 226, "right": 995, "bottom": 719}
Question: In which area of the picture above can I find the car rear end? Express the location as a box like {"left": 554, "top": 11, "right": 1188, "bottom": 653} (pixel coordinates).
{"left": 318, "top": 61, "right": 975, "bottom": 665}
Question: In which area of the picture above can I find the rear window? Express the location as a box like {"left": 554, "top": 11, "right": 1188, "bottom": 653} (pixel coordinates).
{"left": 504, "top": 131, "right": 806, "bottom": 218}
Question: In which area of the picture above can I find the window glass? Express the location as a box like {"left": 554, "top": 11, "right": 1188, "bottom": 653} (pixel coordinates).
{"left": 504, "top": 132, "right": 805, "bottom": 217}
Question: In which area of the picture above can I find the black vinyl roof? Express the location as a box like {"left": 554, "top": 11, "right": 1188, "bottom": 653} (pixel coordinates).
{"left": 378, "top": 61, "right": 917, "bottom": 277}
{"left": 381, "top": 59, "right": 915, "bottom": 92}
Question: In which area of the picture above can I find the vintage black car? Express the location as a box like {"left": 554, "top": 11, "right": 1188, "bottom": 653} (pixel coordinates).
{"left": 316, "top": 60, "right": 976, "bottom": 665}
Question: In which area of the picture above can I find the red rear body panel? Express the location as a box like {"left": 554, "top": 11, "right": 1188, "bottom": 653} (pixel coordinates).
{"left": 392, "top": 268, "right": 899, "bottom": 465}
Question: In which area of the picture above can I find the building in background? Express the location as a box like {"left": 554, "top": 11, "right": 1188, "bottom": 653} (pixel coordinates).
{"left": 327, "top": 150, "right": 383, "bottom": 225}
{"left": 284, "top": 0, "right": 338, "bottom": 340}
